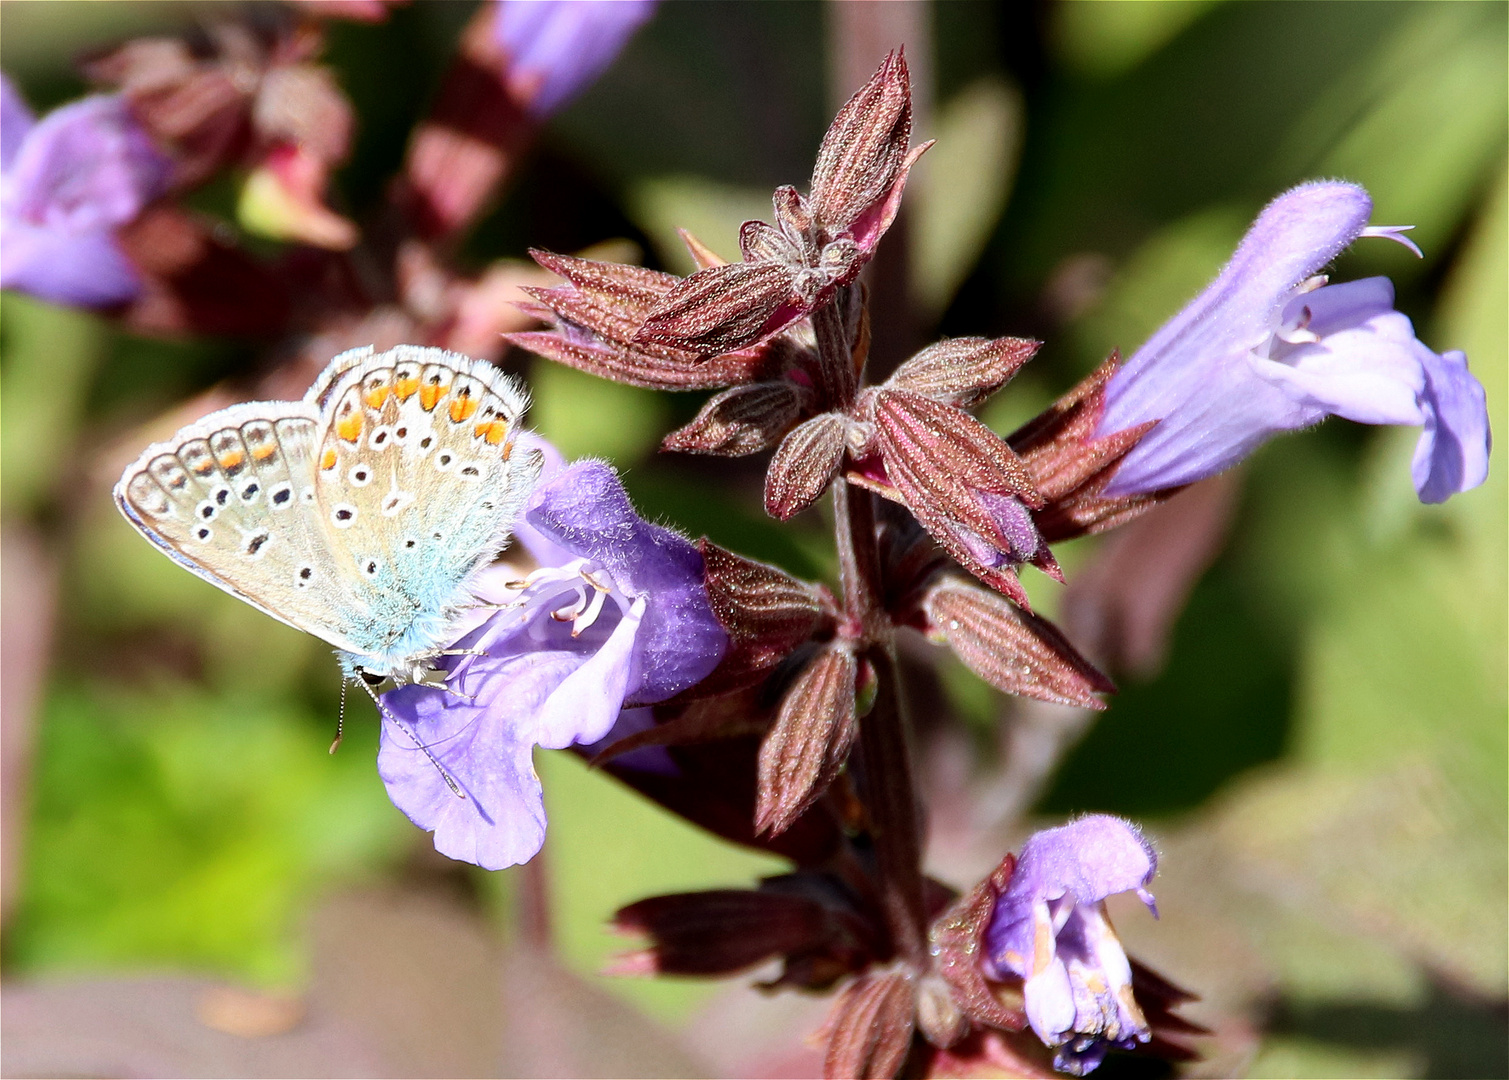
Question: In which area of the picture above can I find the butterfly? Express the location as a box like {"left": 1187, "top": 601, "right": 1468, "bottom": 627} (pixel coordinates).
{"left": 115, "top": 344, "right": 543, "bottom": 694}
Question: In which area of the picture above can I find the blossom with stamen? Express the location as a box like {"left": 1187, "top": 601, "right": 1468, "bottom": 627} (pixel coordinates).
{"left": 1096, "top": 181, "right": 1490, "bottom": 503}
{"left": 378, "top": 456, "right": 726, "bottom": 870}
{"left": 981, "top": 815, "right": 1158, "bottom": 1076}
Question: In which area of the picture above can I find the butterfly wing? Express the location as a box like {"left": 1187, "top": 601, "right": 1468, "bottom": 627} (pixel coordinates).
{"left": 307, "top": 345, "right": 540, "bottom": 669}
{"left": 113, "top": 399, "right": 383, "bottom": 654}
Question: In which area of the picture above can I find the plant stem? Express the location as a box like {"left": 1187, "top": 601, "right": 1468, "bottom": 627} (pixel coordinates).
{"left": 827, "top": 348, "right": 929, "bottom": 967}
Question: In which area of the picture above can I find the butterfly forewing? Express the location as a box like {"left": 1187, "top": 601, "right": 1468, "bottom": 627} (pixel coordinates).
{"left": 114, "top": 401, "right": 380, "bottom": 654}
{"left": 310, "top": 346, "right": 538, "bottom": 666}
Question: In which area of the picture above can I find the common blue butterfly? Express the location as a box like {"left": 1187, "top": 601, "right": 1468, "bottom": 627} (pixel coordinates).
{"left": 114, "top": 345, "right": 542, "bottom": 692}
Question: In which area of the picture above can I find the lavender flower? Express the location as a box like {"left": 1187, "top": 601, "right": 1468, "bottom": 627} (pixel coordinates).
{"left": 493, "top": 0, "right": 656, "bottom": 118}
{"left": 982, "top": 815, "right": 1158, "bottom": 1076}
{"left": 379, "top": 457, "right": 725, "bottom": 870}
{"left": 1097, "top": 181, "right": 1490, "bottom": 504}
{"left": 0, "top": 75, "right": 170, "bottom": 307}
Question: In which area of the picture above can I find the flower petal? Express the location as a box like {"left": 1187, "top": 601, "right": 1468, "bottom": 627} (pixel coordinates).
{"left": 524, "top": 460, "right": 726, "bottom": 702}
{"left": 6, "top": 94, "right": 168, "bottom": 229}
{"left": 378, "top": 650, "right": 582, "bottom": 871}
{"left": 1101, "top": 182, "right": 1372, "bottom": 438}
{"left": 1, "top": 72, "right": 36, "bottom": 171}
{"left": 0, "top": 219, "right": 142, "bottom": 306}
{"left": 1413, "top": 348, "right": 1491, "bottom": 503}
{"left": 525, "top": 595, "right": 644, "bottom": 748}
{"left": 1023, "top": 958, "right": 1077, "bottom": 1045}
{"left": 494, "top": 0, "right": 656, "bottom": 118}
{"left": 1101, "top": 355, "right": 1313, "bottom": 496}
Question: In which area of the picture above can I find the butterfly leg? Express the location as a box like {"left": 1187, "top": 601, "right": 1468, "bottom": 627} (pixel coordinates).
{"left": 354, "top": 676, "right": 467, "bottom": 799}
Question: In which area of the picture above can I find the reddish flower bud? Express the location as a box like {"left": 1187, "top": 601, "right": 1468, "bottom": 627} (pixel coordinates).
{"left": 885, "top": 337, "right": 1040, "bottom": 411}
{"left": 512, "top": 249, "right": 780, "bottom": 389}
{"left": 810, "top": 51, "right": 911, "bottom": 238}
{"left": 821, "top": 968, "right": 917, "bottom": 1080}
{"left": 661, "top": 380, "right": 810, "bottom": 455}
{"left": 765, "top": 411, "right": 851, "bottom": 519}
{"left": 756, "top": 645, "right": 859, "bottom": 836}
{"left": 922, "top": 578, "right": 1113, "bottom": 709}
{"left": 610, "top": 888, "right": 843, "bottom": 978}
{"left": 871, "top": 389, "right": 1057, "bottom": 608}
{"left": 693, "top": 540, "right": 834, "bottom": 696}
{"left": 634, "top": 259, "right": 803, "bottom": 358}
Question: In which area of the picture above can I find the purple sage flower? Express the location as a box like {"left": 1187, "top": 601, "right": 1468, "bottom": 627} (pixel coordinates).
{"left": 378, "top": 456, "right": 725, "bottom": 870}
{"left": 0, "top": 74, "right": 170, "bottom": 307}
{"left": 493, "top": 0, "right": 657, "bottom": 118}
{"left": 1096, "top": 181, "right": 1490, "bottom": 504}
{"left": 982, "top": 815, "right": 1158, "bottom": 1076}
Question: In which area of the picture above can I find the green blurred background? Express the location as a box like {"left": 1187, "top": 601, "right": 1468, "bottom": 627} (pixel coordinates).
{"left": 1, "top": 2, "right": 1504, "bottom": 1076}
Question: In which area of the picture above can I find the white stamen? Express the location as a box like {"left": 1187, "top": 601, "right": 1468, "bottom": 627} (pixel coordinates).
{"left": 571, "top": 583, "right": 609, "bottom": 637}
{"left": 1360, "top": 224, "right": 1423, "bottom": 259}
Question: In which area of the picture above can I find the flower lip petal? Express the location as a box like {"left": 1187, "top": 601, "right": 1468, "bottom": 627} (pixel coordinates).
{"left": 1413, "top": 348, "right": 1491, "bottom": 503}
{"left": 379, "top": 650, "right": 577, "bottom": 871}
{"left": 0, "top": 218, "right": 142, "bottom": 306}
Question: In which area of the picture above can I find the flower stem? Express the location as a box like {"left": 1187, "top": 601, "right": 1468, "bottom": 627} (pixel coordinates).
{"left": 828, "top": 342, "right": 929, "bottom": 967}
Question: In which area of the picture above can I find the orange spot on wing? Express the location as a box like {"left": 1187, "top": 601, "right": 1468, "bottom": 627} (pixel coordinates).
{"left": 336, "top": 411, "right": 364, "bottom": 443}
{"left": 252, "top": 443, "right": 277, "bottom": 461}
{"left": 475, "top": 419, "right": 508, "bottom": 445}
{"left": 394, "top": 375, "right": 420, "bottom": 401}
{"left": 420, "top": 383, "right": 447, "bottom": 411}
{"left": 218, "top": 450, "right": 245, "bottom": 470}
{"left": 449, "top": 394, "right": 479, "bottom": 423}
{"left": 320, "top": 448, "right": 338, "bottom": 471}
{"left": 364, "top": 385, "right": 391, "bottom": 410}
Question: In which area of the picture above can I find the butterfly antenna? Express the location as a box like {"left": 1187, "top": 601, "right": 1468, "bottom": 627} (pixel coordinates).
{"left": 330, "top": 678, "right": 347, "bottom": 754}
{"left": 355, "top": 677, "right": 466, "bottom": 800}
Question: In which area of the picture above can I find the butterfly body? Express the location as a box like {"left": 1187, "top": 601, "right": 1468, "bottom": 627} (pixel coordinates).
{"left": 115, "top": 345, "right": 542, "bottom": 684}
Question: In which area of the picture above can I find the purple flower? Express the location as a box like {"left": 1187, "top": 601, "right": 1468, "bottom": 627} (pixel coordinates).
{"left": 1096, "top": 181, "right": 1490, "bottom": 504}
{"left": 982, "top": 815, "right": 1158, "bottom": 1076}
{"left": 0, "top": 75, "right": 170, "bottom": 307}
{"left": 378, "top": 457, "right": 725, "bottom": 870}
{"left": 493, "top": 0, "right": 656, "bottom": 118}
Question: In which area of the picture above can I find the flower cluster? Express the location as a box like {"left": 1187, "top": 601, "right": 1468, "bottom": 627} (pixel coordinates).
{"left": 41, "top": 7, "right": 1491, "bottom": 1077}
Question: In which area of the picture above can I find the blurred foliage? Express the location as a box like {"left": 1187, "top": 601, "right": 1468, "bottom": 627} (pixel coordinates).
{"left": 1, "top": 2, "right": 1503, "bottom": 1074}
